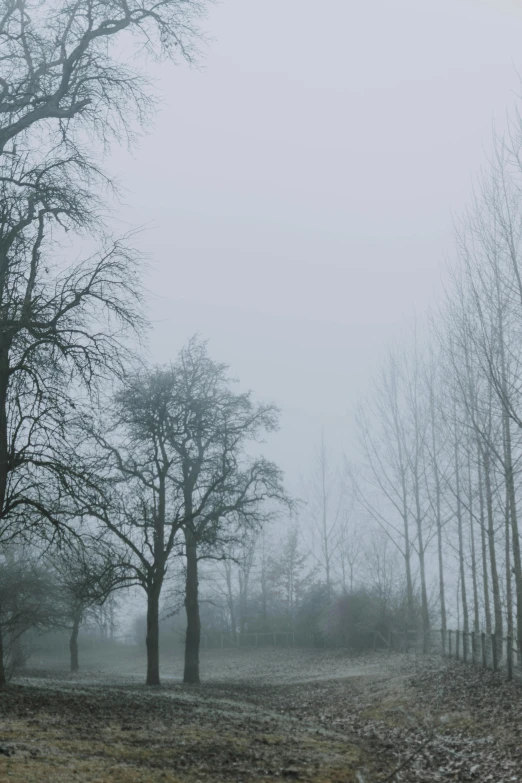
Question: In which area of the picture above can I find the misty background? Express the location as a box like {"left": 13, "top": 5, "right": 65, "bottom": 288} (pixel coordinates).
{"left": 104, "top": 0, "right": 522, "bottom": 489}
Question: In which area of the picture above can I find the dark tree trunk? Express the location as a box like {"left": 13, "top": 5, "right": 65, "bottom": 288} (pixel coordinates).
{"left": 146, "top": 587, "right": 161, "bottom": 686}
{"left": 69, "top": 612, "right": 81, "bottom": 672}
{"left": 184, "top": 531, "right": 200, "bottom": 684}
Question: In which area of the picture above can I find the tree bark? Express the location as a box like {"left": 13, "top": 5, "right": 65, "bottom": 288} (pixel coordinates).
{"left": 238, "top": 568, "right": 249, "bottom": 635}
{"left": 184, "top": 530, "right": 200, "bottom": 684}
{"left": 69, "top": 611, "right": 81, "bottom": 672}
{"left": 430, "top": 389, "right": 446, "bottom": 641}
{"left": 503, "top": 412, "right": 522, "bottom": 647}
{"left": 319, "top": 436, "right": 332, "bottom": 599}
{"left": 399, "top": 466, "right": 415, "bottom": 625}
{"left": 146, "top": 586, "right": 161, "bottom": 686}
{"left": 414, "top": 473, "right": 430, "bottom": 652}
{"left": 467, "top": 448, "right": 480, "bottom": 638}
{"left": 477, "top": 448, "right": 491, "bottom": 634}
{"left": 483, "top": 446, "right": 503, "bottom": 644}
{"left": 505, "top": 491, "right": 514, "bottom": 640}
{"left": 224, "top": 560, "right": 237, "bottom": 640}
{"left": 455, "top": 421, "right": 469, "bottom": 640}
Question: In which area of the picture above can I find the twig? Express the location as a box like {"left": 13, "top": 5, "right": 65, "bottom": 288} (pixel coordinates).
{"left": 378, "top": 732, "right": 434, "bottom": 782}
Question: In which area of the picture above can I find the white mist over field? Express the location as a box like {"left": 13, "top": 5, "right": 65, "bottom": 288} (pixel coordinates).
{"left": 2, "top": 4, "right": 522, "bottom": 780}
{"left": 108, "top": 0, "right": 522, "bottom": 487}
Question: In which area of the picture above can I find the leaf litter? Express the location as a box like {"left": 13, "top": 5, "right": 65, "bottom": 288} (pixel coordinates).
{"left": 0, "top": 648, "right": 520, "bottom": 782}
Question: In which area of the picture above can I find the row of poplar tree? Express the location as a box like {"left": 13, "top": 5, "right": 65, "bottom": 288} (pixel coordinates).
{"left": 353, "top": 110, "right": 522, "bottom": 654}
{"left": 0, "top": 0, "right": 292, "bottom": 687}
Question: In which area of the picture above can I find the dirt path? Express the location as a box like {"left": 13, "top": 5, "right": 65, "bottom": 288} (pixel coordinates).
{"left": 0, "top": 649, "right": 521, "bottom": 782}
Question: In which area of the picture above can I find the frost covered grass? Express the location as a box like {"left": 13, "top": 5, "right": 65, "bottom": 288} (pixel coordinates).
{"left": 0, "top": 650, "right": 521, "bottom": 782}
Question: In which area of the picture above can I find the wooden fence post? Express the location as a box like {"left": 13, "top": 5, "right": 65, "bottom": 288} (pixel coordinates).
{"left": 481, "top": 632, "right": 486, "bottom": 669}
{"left": 507, "top": 637, "right": 513, "bottom": 681}
{"left": 463, "top": 632, "right": 467, "bottom": 663}
{"left": 448, "top": 629, "right": 452, "bottom": 657}
{"left": 456, "top": 630, "right": 460, "bottom": 660}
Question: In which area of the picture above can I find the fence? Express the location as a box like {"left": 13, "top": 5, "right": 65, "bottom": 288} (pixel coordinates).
{"left": 386, "top": 628, "right": 522, "bottom": 682}
{"left": 177, "top": 627, "right": 522, "bottom": 683}
{"left": 190, "top": 631, "right": 335, "bottom": 650}
{"left": 435, "top": 629, "right": 522, "bottom": 682}
{"left": 192, "top": 628, "right": 394, "bottom": 651}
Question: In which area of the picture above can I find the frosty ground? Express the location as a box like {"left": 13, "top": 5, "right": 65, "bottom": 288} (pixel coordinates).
{"left": 0, "top": 649, "right": 521, "bottom": 783}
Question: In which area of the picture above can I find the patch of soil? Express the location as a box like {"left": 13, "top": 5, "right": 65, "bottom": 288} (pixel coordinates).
{"left": 0, "top": 651, "right": 520, "bottom": 782}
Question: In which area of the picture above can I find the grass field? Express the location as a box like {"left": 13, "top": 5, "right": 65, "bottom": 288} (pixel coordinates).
{"left": 1, "top": 648, "right": 521, "bottom": 782}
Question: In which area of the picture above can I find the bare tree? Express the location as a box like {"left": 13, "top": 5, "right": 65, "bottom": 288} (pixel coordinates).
{"left": 158, "top": 339, "right": 290, "bottom": 684}
{"left": 84, "top": 368, "right": 189, "bottom": 686}
{"left": 0, "top": 208, "right": 143, "bottom": 547}
{"left": 353, "top": 352, "right": 416, "bottom": 624}
{"left": 221, "top": 531, "right": 258, "bottom": 639}
{"left": 307, "top": 436, "right": 342, "bottom": 597}
{"left": 337, "top": 506, "right": 362, "bottom": 594}
{"left": 0, "top": 544, "right": 61, "bottom": 686}
{"left": 0, "top": 0, "right": 208, "bottom": 157}
{"left": 88, "top": 339, "right": 290, "bottom": 685}
{"left": 49, "top": 539, "right": 132, "bottom": 671}
{"left": 0, "top": 0, "right": 210, "bottom": 546}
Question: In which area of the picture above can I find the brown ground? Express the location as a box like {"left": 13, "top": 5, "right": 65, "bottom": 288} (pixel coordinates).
{"left": 0, "top": 648, "right": 521, "bottom": 782}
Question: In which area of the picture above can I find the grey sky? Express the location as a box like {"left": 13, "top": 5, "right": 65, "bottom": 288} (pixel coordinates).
{"left": 109, "top": 0, "right": 522, "bottom": 491}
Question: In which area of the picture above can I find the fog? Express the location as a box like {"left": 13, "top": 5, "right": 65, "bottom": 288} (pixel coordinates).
{"left": 109, "top": 0, "right": 522, "bottom": 486}
{"left": 2, "top": 2, "right": 522, "bottom": 781}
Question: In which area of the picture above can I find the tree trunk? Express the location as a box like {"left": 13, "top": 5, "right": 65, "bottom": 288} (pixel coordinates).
{"left": 69, "top": 612, "right": 81, "bottom": 672}
{"left": 477, "top": 449, "right": 491, "bottom": 634}
{"left": 414, "top": 475, "right": 430, "bottom": 652}
{"left": 319, "top": 437, "right": 332, "bottom": 599}
{"left": 238, "top": 569, "right": 249, "bottom": 635}
{"left": 497, "top": 259, "right": 522, "bottom": 650}
{"left": 505, "top": 491, "right": 514, "bottom": 641}
{"left": 400, "top": 471, "right": 415, "bottom": 625}
{"left": 504, "top": 415, "right": 522, "bottom": 648}
{"left": 146, "top": 586, "right": 161, "bottom": 686}
{"left": 483, "top": 447, "right": 503, "bottom": 643}
{"left": 184, "top": 530, "right": 200, "bottom": 684}
{"left": 455, "top": 426, "right": 469, "bottom": 639}
{"left": 467, "top": 450, "right": 480, "bottom": 637}
{"left": 431, "top": 398, "right": 446, "bottom": 639}
{"left": 224, "top": 561, "right": 237, "bottom": 640}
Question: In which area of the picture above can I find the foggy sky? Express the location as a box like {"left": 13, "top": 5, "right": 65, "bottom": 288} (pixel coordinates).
{"left": 108, "top": 0, "right": 522, "bottom": 492}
